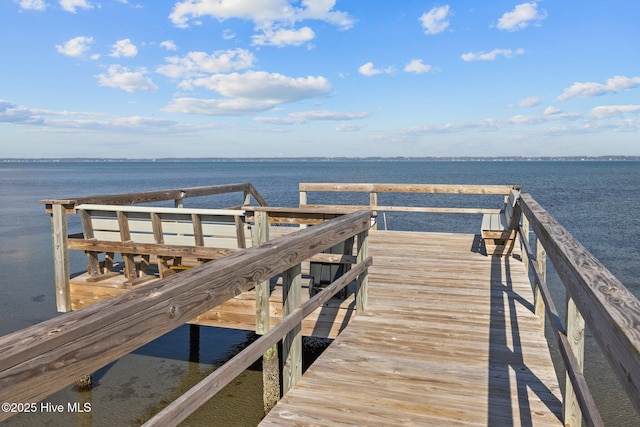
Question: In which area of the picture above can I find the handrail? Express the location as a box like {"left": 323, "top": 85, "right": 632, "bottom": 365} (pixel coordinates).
{"left": 40, "top": 182, "right": 268, "bottom": 212}
{"left": 299, "top": 183, "right": 521, "bottom": 194}
{"left": 518, "top": 193, "right": 640, "bottom": 426}
{"left": 0, "top": 210, "right": 373, "bottom": 422}
{"left": 244, "top": 205, "right": 347, "bottom": 224}
{"left": 298, "top": 183, "right": 520, "bottom": 227}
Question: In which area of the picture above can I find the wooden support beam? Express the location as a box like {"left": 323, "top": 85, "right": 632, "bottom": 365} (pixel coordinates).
{"left": 234, "top": 216, "right": 246, "bottom": 249}
{"left": 282, "top": 264, "right": 302, "bottom": 395}
{"left": 51, "top": 204, "right": 71, "bottom": 312}
{"left": 521, "top": 214, "right": 530, "bottom": 274}
{"left": 174, "top": 194, "right": 184, "bottom": 208}
{"left": 79, "top": 210, "right": 101, "bottom": 278}
{"left": 117, "top": 211, "right": 137, "bottom": 281}
{"left": 370, "top": 192, "right": 378, "bottom": 230}
{"left": 535, "top": 237, "right": 547, "bottom": 324}
{"left": 356, "top": 229, "right": 369, "bottom": 312}
{"left": 298, "top": 190, "right": 308, "bottom": 229}
{"left": 564, "top": 296, "right": 586, "bottom": 427}
{"left": 253, "top": 210, "right": 279, "bottom": 414}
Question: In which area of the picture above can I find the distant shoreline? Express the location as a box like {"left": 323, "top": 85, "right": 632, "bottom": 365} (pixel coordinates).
{"left": 1, "top": 156, "right": 639, "bottom": 163}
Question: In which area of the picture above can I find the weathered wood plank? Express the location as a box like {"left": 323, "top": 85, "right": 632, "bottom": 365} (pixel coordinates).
{"left": 41, "top": 183, "right": 259, "bottom": 212}
{"left": 302, "top": 204, "right": 500, "bottom": 214}
{"left": 67, "top": 238, "right": 240, "bottom": 259}
{"left": 299, "top": 183, "right": 520, "bottom": 194}
{"left": 282, "top": 264, "right": 302, "bottom": 394}
{"left": 51, "top": 204, "right": 71, "bottom": 312}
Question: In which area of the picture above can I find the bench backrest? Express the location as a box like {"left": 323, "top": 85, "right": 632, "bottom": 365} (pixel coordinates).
{"left": 504, "top": 189, "right": 520, "bottom": 229}
{"left": 77, "top": 204, "right": 252, "bottom": 249}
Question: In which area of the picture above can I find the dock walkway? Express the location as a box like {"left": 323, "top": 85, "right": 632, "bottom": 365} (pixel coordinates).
{"left": 261, "top": 230, "right": 563, "bottom": 426}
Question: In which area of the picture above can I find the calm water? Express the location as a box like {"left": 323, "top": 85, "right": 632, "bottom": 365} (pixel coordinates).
{"left": 0, "top": 160, "right": 638, "bottom": 426}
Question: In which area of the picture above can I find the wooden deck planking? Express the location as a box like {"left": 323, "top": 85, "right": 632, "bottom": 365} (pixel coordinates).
{"left": 261, "top": 230, "right": 563, "bottom": 426}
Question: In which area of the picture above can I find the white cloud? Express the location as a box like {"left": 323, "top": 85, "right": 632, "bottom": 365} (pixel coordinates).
{"left": 461, "top": 48, "right": 525, "bottom": 62}
{"left": 166, "top": 71, "right": 331, "bottom": 116}
{"left": 254, "top": 110, "right": 371, "bottom": 125}
{"left": 404, "top": 59, "right": 433, "bottom": 74}
{"left": 0, "top": 99, "right": 44, "bottom": 124}
{"left": 16, "top": 0, "right": 47, "bottom": 11}
{"left": 186, "top": 71, "right": 330, "bottom": 101}
{"left": 160, "top": 40, "right": 177, "bottom": 51}
{"left": 55, "top": 36, "right": 94, "bottom": 57}
{"left": 0, "top": 99, "right": 203, "bottom": 134}
{"left": 169, "top": 0, "right": 354, "bottom": 30}
{"left": 420, "top": 5, "right": 451, "bottom": 35}
{"left": 544, "top": 106, "right": 561, "bottom": 115}
{"left": 589, "top": 105, "right": 640, "bottom": 119}
{"left": 156, "top": 49, "right": 255, "bottom": 79}
{"left": 374, "top": 110, "right": 586, "bottom": 144}
{"left": 109, "top": 39, "right": 138, "bottom": 58}
{"left": 358, "top": 62, "right": 395, "bottom": 77}
{"left": 557, "top": 75, "right": 640, "bottom": 101}
{"left": 59, "top": 0, "right": 92, "bottom": 13}
{"left": 496, "top": 2, "right": 547, "bottom": 31}
{"left": 359, "top": 62, "right": 381, "bottom": 77}
{"left": 165, "top": 97, "right": 279, "bottom": 115}
{"left": 515, "top": 96, "right": 541, "bottom": 107}
{"left": 252, "top": 26, "right": 315, "bottom": 47}
{"left": 336, "top": 123, "right": 364, "bottom": 132}
{"left": 97, "top": 65, "right": 158, "bottom": 92}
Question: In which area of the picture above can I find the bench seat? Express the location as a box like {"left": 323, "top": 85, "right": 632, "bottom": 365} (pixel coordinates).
{"left": 481, "top": 189, "right": 520, "bottom": 255}
{"left": 74, "top": 204, "right": 252, "bottom": 284}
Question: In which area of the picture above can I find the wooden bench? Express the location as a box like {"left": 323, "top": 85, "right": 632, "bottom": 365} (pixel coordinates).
{"left": 73, "top": 204, "right": 252, "bottom": 285}
{"left": 480, "top": 189, "right": 520, "bottom": 255}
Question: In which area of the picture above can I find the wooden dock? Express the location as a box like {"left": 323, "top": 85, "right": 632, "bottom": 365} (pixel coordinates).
{"left": 261, "top": 230, "right": 563, "bottom": 426}
{"left": 2, "top": 182, "right": 638, "bottom": 426}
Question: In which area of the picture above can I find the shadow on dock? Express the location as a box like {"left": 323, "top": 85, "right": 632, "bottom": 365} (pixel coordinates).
{"left": 489, "top": 253, "right": 562, "bottom": 425}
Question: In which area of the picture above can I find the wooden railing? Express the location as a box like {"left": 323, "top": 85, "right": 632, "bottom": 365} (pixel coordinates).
{"left": 40, "top": 183, "right": 268, "bottom": 311}
{"left": 0, "top": 210, "right": 373, "bottom": 424}
{"left": 299, "top": 182, "right": 520, "bottom": 229}
{"left": 517, "top": 194, "right": 640, "bottom": 427}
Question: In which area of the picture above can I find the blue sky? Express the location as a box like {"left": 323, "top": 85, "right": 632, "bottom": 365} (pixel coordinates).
{"left": 1, "top": 0, "right": 639, "bottom": 158}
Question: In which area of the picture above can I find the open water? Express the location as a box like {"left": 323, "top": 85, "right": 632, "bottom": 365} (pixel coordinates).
{"left": 0, "top": 160, "right": 638, "bottom": 426}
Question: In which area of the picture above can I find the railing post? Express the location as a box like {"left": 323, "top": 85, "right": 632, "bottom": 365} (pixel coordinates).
{"left": 282, "top": 263, "right": 302, "bottom": 395}
{"left": 243, "top": 190, "right": 251, "bottom": 206}
{"left": 254, "top": 210, "right": 279, "bottom": 413}
{"left": 370, "top": 192, "right": 378, "bottom": 230}
{"left": 356, "top": 228, "right": 369, "bottom": 312}
{"left": 299, "top": 189, "right": 308, "bottom": 229}
{"left": 51, "top": 203, "right": 71, "bottom": 312}
{"left": 174, "top": 191, "right": 184, "bottom": 208}
{"left": 564, "top": 296, "right": 586, "bottom": 427}
{"left": 521, "top": 213, "right": 530, "bottom": 274}
{"left": 534, "top": 237, "right": 546, "bottom": 324}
